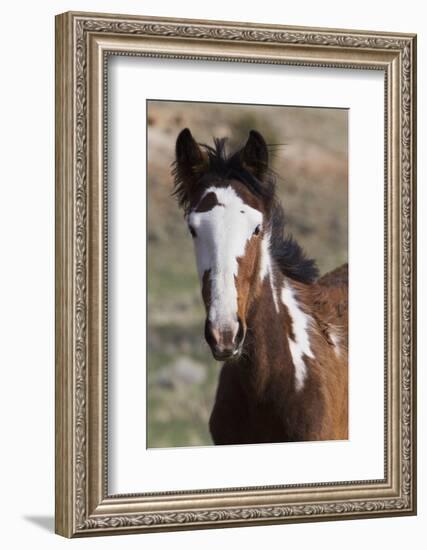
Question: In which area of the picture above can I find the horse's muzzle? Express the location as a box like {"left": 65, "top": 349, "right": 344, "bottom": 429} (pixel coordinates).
{"left": 204, "top": 318, "right": 245, "bottom": 361}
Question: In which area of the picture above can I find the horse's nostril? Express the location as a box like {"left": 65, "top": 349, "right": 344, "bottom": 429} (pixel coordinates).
{"left": 205, "top": 319, "right": 218, "bottom": 349}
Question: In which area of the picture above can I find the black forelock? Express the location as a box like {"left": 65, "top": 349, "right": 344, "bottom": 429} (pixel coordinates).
{"left": 172, "top": 137, "right": 276, "bottom": 214}
{"left": 198, "top": 137, "right": 276, "bottom": 203}
{"left": 269, "top": 202, "right": 319, "bottom": 284}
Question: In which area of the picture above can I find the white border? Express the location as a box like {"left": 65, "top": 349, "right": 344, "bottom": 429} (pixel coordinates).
{"left": 108, "top": 57, "right": 384, "bottom": 494}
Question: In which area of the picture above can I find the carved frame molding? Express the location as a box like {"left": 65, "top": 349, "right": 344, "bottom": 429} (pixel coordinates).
{"left": 55, "top": 11, "right": 416, "bottom": 537}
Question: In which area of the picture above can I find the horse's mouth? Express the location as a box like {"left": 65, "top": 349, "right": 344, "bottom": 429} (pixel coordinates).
{"left": 212, "top": 346, "right": 242, "bottom": 362}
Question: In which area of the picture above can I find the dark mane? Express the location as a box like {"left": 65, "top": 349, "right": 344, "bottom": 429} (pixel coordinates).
{"left": 269, "top": 202, "right": 319, "bottom": 284}
{"left": 173, "top": 136, "right": 318, "bottom": 284}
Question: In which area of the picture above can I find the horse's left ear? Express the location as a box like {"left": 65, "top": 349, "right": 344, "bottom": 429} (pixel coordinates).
{"left": 240, "top": 130, "right": 269, "bottom": 181}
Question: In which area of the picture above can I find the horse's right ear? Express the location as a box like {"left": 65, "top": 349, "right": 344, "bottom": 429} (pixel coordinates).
{"left": 239, "top": 130, "right": 269, "bottom": 182}
{"left": 175, "top": 128, "right": 208, "bottom": 189}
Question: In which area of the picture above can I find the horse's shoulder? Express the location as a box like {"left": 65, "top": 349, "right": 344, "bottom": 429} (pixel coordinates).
{"left": 317, "top": 263, "right": 348, "bottom": 288}
{"left": 309, "top": 264, "right": 348, "bottom": 349}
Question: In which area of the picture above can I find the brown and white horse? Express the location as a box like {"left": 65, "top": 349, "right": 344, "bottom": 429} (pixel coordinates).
{"left": 173, "top": 128, "right": 348, "bottom": 444}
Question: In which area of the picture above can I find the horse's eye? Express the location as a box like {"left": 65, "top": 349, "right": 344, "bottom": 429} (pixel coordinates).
{"left": 189, "top": 225, "right": 197, "bottom": 238}
{"left": 253, "top": 225, "right": 261, "bottom": 236}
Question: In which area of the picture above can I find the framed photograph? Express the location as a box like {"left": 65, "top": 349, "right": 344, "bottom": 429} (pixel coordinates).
{"left": 55, "top": 11, "right": 417, "bottom": 537}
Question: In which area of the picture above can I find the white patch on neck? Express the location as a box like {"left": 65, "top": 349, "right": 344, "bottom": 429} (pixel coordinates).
{"left": 330, "top": 330, "right": 341, "bottom": 356}
{"left": 281, "top": 282, "right": 314, "bottom": 391}
{"left": 188, "top": 186, "right": 263, "bottom": 328}
{"left": 260, "top": 231, "right": 279, "bottom": 312}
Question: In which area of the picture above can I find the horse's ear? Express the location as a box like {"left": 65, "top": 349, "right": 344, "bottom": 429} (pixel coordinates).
{"left": 240, "top": 130, "right": 269, "bottom": 181}
{"left": 175, "top": 128, "right": 208, "bottom": 187}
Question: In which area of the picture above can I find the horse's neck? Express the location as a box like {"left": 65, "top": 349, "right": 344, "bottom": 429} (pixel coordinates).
{"left": 244, "top": 269, "right": 306, "bottom": 397}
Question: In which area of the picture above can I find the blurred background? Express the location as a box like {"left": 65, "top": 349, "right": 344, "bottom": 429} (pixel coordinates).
{"left": 147, "top": 100, "right": 348, "bottom": 448}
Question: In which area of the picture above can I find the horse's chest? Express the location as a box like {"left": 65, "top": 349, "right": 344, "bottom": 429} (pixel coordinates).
{"left": 209, "top": 362, "right": 322, "bottom": 444}
{"left": 244, "top": 402, "right": 291, "bottom": 443}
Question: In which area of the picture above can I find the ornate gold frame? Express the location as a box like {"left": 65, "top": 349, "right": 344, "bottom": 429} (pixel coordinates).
{"left": 55, "top": 11, "right": 417, "bottom": 537}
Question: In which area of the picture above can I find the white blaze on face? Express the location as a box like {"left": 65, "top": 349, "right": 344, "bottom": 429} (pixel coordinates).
{"left": 188, "top": 186, "right": 263, "bottom": 329}
{"left": 281, "top": 282, "right": 314, "bottom": 391}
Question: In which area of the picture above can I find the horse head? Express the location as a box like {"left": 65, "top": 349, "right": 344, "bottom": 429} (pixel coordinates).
{"left": 173, "top": 128, "right": 275, "bottom": 360}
